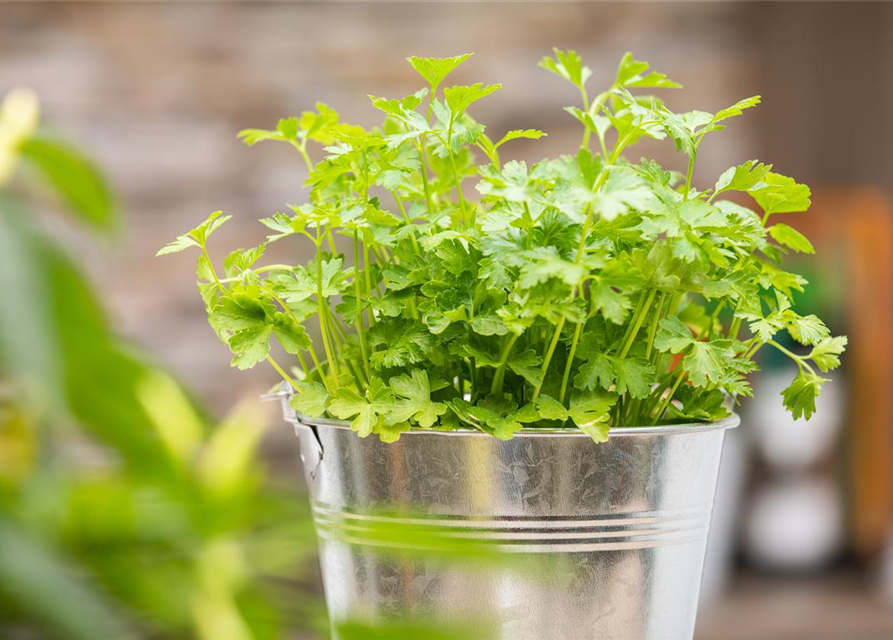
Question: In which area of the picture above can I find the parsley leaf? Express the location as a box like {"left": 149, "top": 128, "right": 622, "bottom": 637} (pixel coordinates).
{"left": 386, "top": 369, "right": 447, "bottom": 428}
{"left": 781, "top": 371, "right": 828, "bottom": 420}
{"left": 407, "top": 54, "right": 473, "bottom": 90}
{"left": 328, "top": 381, "right": 395, "bottom": 438}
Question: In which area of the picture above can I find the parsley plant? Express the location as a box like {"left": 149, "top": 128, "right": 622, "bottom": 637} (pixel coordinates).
{"left": 160, "top": 51, "right": 845, "bottom": 443}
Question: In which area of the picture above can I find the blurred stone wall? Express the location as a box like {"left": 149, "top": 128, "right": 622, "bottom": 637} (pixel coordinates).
{"left": 0, "top": 2, "right": 763, "bottom": 410}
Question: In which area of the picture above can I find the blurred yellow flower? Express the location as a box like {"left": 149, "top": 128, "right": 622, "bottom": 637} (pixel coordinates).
{"left": 0, "top": 88, "right": 40, "bottom": 186}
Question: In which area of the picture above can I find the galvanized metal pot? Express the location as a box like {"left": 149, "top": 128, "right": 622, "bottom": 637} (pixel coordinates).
{"left": 282, "top": 396, "right": 738, "bottom": 640}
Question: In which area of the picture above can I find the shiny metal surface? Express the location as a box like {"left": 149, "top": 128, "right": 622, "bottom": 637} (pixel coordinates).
{"left": 283, "top": 396, "right": 737, "bottom": 640}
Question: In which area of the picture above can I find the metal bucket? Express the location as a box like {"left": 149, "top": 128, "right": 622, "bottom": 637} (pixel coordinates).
{"left": 282, "top": 396, "right": 738, "bottom": 640}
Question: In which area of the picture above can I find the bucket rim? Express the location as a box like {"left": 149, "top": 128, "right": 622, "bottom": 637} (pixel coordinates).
{"left": 284, "top": 408, "right": 740, "bottom": 438}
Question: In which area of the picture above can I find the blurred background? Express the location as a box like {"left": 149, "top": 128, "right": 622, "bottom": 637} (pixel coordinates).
{"left": 0, "top": 2, "right": 891, "bottom": 639}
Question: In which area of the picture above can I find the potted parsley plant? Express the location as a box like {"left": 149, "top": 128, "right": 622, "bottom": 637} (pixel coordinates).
{"left": 160, "top": 51, "right": 845, "bottom": 640}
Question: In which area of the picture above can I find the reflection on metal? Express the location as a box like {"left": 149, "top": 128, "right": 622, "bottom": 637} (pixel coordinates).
{"left": 283, "top": 396, "right": 737, "bottom": 640}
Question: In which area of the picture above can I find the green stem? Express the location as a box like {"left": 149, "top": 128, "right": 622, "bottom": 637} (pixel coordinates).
{"left": 557, "top": 167, "right": 615, "bottom": 404}
{"left": 580, "top": 87, "right": 592, "bottom": 149}
{"left": 446, "top": 118, "right": 469, "bottom": 224}
{"left": 305, "top": 344, "right": 333, "bottom": 393}
{"left": 683, "top": 155, "right": 695, "bottom": 201}
{"left": 294, "top": 349, "right": 309, "bottom": 377}
{"left": 391, "top": 190, "right": 421, "bottom": 255}
{"left": 353, "top": 231, "right": 371, "bottom": 382}
{"left": 490, "top": 333, "right": 521, "bottom": 396}
{"left": 323, "top": 304, "right": 344, "bottom": 353}
{"left": 202, "top": 247, "right": 223, "bottom": 292}
{"left": 315, "top": 231, "right": 339, "bottom": 383}
{"left": 645, "top": 293, "right": 668, "bottom": 361}
{"left": 291, "top": 140, "right": 314, "bottom": 174}
{"left": 266, "top": 355, "right": 299, "bottom": 391}
{"left": 533, "top": 317, "right": 566, "bottom": 400}
{"left": 699, "top": 300, "right": 726, "bottom": 340}
{"left": 559, "top": 321, "right": 584, "bottom": 404}
{"left": 618, "top": 289, "right": 656, "bottom": 359}
{"left": 362, "top": 234, "right": 376, "bottom": 328}
{"left": 416, "top": 139, "right": 436, "bottom": 217}
{"left": 617, "top": 292, "right": 648, "bottom": 355}
{"left": 768, "top": 340, "right": 815, "bottom": 374}
{"left": 263, "top": 286, "right": 331, "bottom": 391}
{"left": 729, "top": 316, "right": 742, "bottom": 341}
{"left": 218, "top": 264, "right": 293, "bottom": 283}
{"left": 653, "top": 370, "right": 686, "bottom": 424}
{"left": 744, "top": 341, "right": 763, "bottom": 360}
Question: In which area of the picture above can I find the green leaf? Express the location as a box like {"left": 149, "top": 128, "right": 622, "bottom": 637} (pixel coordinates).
{"left": 535, "top": 395, "right": 568, "bottom": 421}
{"left": 713, "top": 160, "right": 772, "bottom": 196}
{"left": 209, "top": 293, "right": 268, "bottom": 335}
{"left": 507, "top": 349, "right": 544, "bottom": 388}
{"left": 809, "top": 336, "right": 847, "bottom": 372}
{"left": 568, "top": 389, "right": 617, "bottom": 443}
{"left": 539, "top": 49, "right": 591, "bottom": 91}
{"left": 785, "top": 313, "right": 830, "bottom": 346}
{"left": 611, "top": 357, "right": 655, "bottom": 399}
{"left": 386, "top": 369, "right": 447, "bottom": 428}
{"left": 615, "top": 52, "right": 681, "bottom": 88}
{"left": 299, "top": 102, "right": 344, "bottom": 144}
{"left": 259, "top": 211, "right": 305, "bottom": 241}
{"left": 268, "top": 267, "right": 317, "bottom": 303}
{"left": 589, "top": 281, "right": 633, "bottom": 325}
{"left": 519, "top": 248, "right": 586, "bottom": 288}
{"left": 367, "top": 319, "right": 432, "bottom": 370}
{"left": 444, "top": 83, "right": 501, "bottom": 116}
{"left": 573, "top": 355, "right": 653, "bottom": 399}
{"left": 237, "top": 117, "right": 299, "bottom": 145}
{"left": 751, "top": 172, "right": 811, "bottom": 216}
{"left": 369, "top": 89, "right": 429, "bottom": 120}
{"left": 228, "top": 324, "right": 272, "bottom": 370}
{"left": 749, "top": 315, "right": 786, "bottom": 343}
{"left": 565, "top": 106, "right": 611, "bottom": 140}
{"left": 157, "top": 211, "right": 231, "bottom": 255}
{"left": 768, "top": 223, "right": 814, "bottom": 254}
{"left": 447, "top": 399, "right": 524, "bottom": 440}
{"left": 713, "top": 96, "right": 761, "bottom": 123}
{"left": 289, "top": 382, "right": 329, "bottom": 417}
{"left": 682, "top": 340, "right": 735, "bottom": 387}
{"left": 670, "top": 385, "right": 731, "bottom": 423}
{"left": 654, "top": 316, "right": 695, "bottom": 353}
{"left": 271, "top": 311, "right": 310, "bottom": 354}
{"left": 329, "top": 382, "right": 395, "bottom": 438}
{"left": 406, "top": 53, "right": 473, "bottom": 89}
{"left": 587, "top": 168, "right": 654, "bottom": 222}
{"left": 494, "top": 129, "right": 547, "bottom": 148}
{"left": 224, "top": 243, "right": 266, "bottom": 276}
{"left": 271, "top": 258, "right": 345, "bottom": 302}
{"left": 18, "top": 136, "right": 116, "bottom": 232}
{"left": 781, "top": 371, "right": 828, "bottom": 420}
{"left": 470, "top": 313, "right": 508, "bottom": 337}
{"left": 574, "top": 355, "right": 615, "bottom": 391}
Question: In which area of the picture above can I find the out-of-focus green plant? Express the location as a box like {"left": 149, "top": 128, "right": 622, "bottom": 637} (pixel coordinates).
{"left": 0, "top": 88, "right": 321, "bottom": 640}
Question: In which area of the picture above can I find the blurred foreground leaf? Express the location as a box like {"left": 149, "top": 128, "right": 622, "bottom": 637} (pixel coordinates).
{"left": 336, "top": 618, "right": 495, "bottom": 640}
{"left": 18, "top": 135, "right": 117, "bottom": 232}
{"left": 0, "top": 201, "right": 63, "bottom": 411}
{"left": 0, "top": 517, "right": 138, "bottom": 640}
